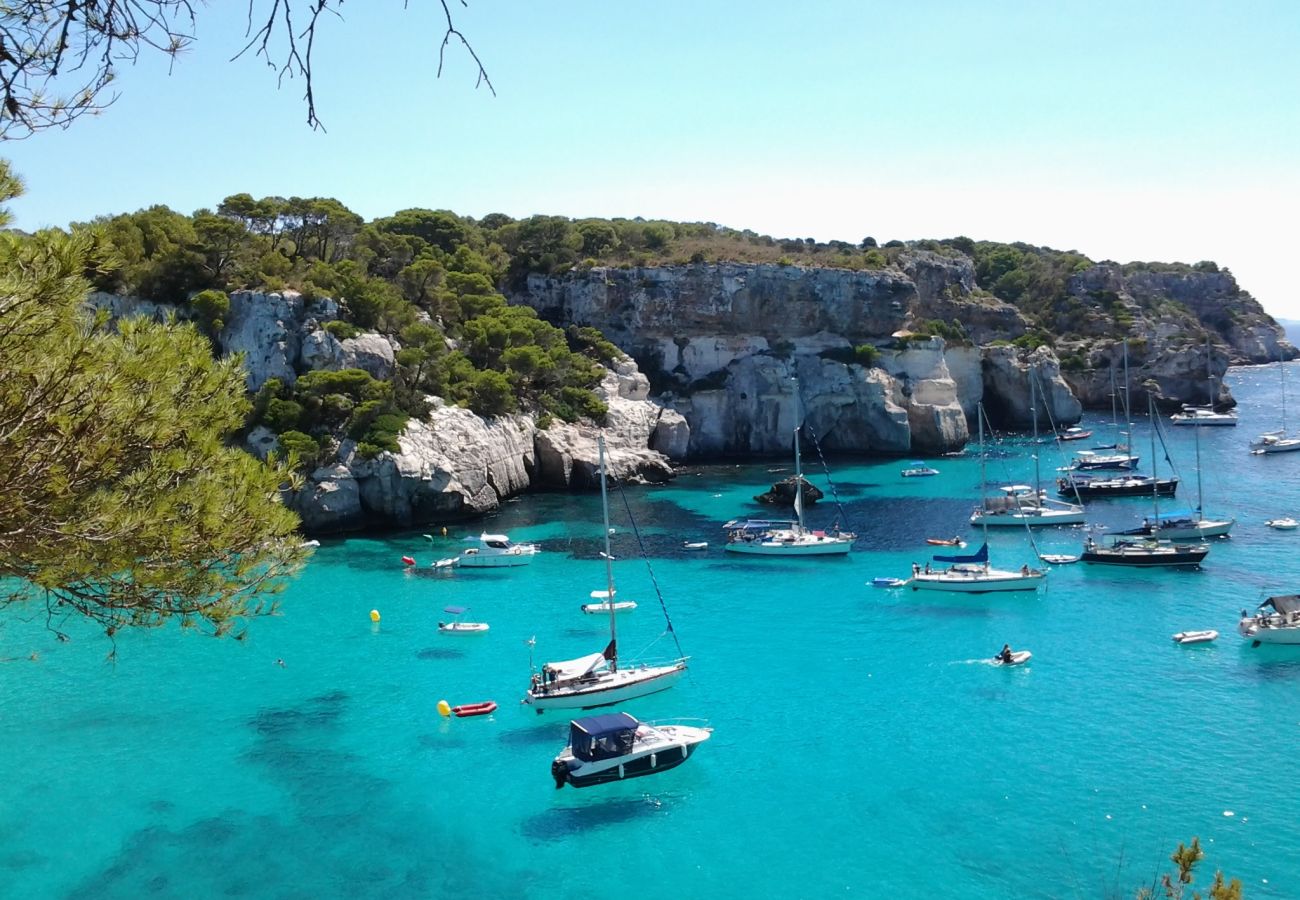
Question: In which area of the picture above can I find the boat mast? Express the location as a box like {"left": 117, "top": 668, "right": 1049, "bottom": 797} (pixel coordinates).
{"left": 598, "top": 435, "right": 619, "bottom": 671}
{"left": 1149, "top": 394, "right": 1160, "bottom": 535}
{"left": 1031, "top": 368, "right": 1041, "bottom": 499}
{"left": 1122, "top": 341, "right": 1133, "bottom": 457}
{"left": 793, "top": 379, "right": 805, "bottom": 533}
{"left": 1194, "top": 416, "right": 1204, "bottom": 523}
{"left": 978, "top": 402, "right": 990, "bottom": 567}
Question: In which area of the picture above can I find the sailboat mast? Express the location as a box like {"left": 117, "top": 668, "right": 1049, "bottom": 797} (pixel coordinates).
{"left": 598, "top": 435, "right": 618, "bottom": 671}
{"left": 1122, "top": 341, "right": 1133, "bottom": 456}
{"left": 978, "top": 403, "right": 990, "bottom": 562}
{"left": 1194, "top": 418, "right": 1204, "bottom": 520}
{"left": 1149, "top": 395, "right": 1160, "bottom": 532}
{"left": 793, "top": 381, "right": 805, "bottom": 532}
{"left": 1031, "top": 369, "right": 1041, "bottom": 496}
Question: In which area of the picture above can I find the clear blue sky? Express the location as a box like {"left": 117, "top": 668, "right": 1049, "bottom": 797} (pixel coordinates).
{"left": 5, "top": 1, "right": 1299, "bottom": 316}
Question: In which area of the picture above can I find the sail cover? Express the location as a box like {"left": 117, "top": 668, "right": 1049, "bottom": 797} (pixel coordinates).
{"left": 933, "top": 542, "right": 990, "bottom": 564}
{"left": 544, "top": 652, "right": 607, "bottom": 680}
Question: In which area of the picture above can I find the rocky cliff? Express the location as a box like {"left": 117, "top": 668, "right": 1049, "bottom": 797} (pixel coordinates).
{"left": 89, "top": 290, "right": 688, "bottom": 533}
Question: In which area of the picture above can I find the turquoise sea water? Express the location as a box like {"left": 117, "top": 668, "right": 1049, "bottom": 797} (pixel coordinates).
{"left": 6, "top": 366, "right": 1300, "bottom": 898}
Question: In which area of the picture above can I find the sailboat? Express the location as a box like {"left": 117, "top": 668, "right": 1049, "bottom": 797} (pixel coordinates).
{"left": 971, "top": 368, "right": 1085, "bottom": 527}
{"left": 1058, "top": 343, "right": 1177, "bottom": 499}
{"left": 1118, "top": 408, "right": 1234, "bottom": 539}
{"left": 724, "top": 381, "right": 854, "bottom": 556}
{"left": 524, "top": 436, "right": 688, "bottom": 712}
{"left": 1251, "top": 358, "right": 1300, "bottom": 454}
{"left": 1081, "top": 396, "right": 1210, "bottom": 567}
{"left": 1171, "top": 335, "right": 1237, "bottom": 426}
{"left": 910, "top": 404, "right": 1046, "bottom": 593}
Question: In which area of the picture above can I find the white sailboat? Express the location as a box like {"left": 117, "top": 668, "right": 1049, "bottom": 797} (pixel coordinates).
{"left": 910, "top": 404, "right": 1047, "bottom": 593}
{"left": 724, "top": 381, "right": 854, "bottom": 556}
{"left": 972, "top": 369, "right": 1085, "bottom": 527}
{"left": 1171, "top": 336, "right": 1237, "bottom": 426}
{"left": 524, "top": 436, "right": 687, "bottom": 712}
{"left": 1119, "top": 410, "right": 1233, "bottom": 539}
{"left": 1251, "top": 359, "right": 1300, "bottom": 454}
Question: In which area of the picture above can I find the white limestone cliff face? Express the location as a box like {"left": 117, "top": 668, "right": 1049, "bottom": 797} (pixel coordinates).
{"left": 980, "top": 346, "right": 1083, "bottom": 426}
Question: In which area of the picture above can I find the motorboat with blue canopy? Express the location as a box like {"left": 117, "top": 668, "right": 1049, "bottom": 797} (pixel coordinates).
{"left": 550, "top": 712, "right": 712, "bottom": 789}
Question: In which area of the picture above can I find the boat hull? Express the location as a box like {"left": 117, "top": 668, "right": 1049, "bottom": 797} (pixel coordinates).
{"left": 1239, "top": 622, "right": 1300, "bottom": 644}
{"left": 456, "top": 552, "right": 534, "bottom": 568}
{"left": 910, "top": 568, "right": 1046, "bottom": 593}
{"left": 525, "top": 664, "right": 687, "bottom": 711}
{"left": 973, "top": 509, "right": 1087, "bottom": 527}
{"left": 1080, "top": 544, "right": 1208, "bottom": 567}
{"left": 725, "top": 537, "right": 852, "bottom": 556}
{"left": 1059, "top": 477, "right": 1179, "bottom": 499}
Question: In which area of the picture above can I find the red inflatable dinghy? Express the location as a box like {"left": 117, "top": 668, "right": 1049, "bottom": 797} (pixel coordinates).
{"left": 452, "top": 701, "right": 497, "bottom": 718}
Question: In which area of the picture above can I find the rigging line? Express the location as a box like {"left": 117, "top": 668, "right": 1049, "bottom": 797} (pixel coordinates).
{"left": 614, "top": 479, "right": 687, "bottom": 661}
{"left": 792, "top": 378, "right": 851, "bottom": 531}
{"left": 802, "top": 424, "right": 850, "bottom": 526}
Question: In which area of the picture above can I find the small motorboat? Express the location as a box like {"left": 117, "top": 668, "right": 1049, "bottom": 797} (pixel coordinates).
{"left": 1057, "top": 426, "right": 1093, "bottom": 442}
{"left": 871, "top": 576, "right": 907, "bottom": 588}
{"left": 1172, "top": 630, "right": 1219, "bottom": 644}
{"left": 926, "top": 537, "right": 966, "bottom": 547}
{"left": 438, "top": 606, "right": 489, "bottom": 633}
{"left": 902, "top": 462, "right": 940, "bottom": 477}
{"left": 452, "top": 701, "right": 498, "bottom": 717}
{"left": 581, "top": 589, "right": 637, "bottom": 614}
{"left": 992, "top": 650, "right": 1032, "bottom": 666}
{"left": 551, "top": 712, "right": 711, "bottom": 789}
{"left": 683, "top": 541, "right": 709, "bottom": 551}
{"left": 1267, "top": 517, "right": 1299, "bottom": 530}
{"left": 1039, "top": 553, "right": 1081, "bottom": 565}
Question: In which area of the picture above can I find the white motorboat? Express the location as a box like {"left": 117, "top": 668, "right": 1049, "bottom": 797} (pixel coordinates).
{"left": 901, "top": 462, "right": 940, "bottom": 477}
{"left": 1172, "top": 630, "right": 1218, "bottom": 644}
{"left": 1039, "top": 553, "right": 1080, "bottom": 564}
{"left": 1239, "top": 595, "right": 1300, "bottom": 645}
{"left": 992, "top": 650, "right": 1032, "bottom": 666}
{"left": 438, "top": 606, "right": 489, "bottom": 634}
{"left": 910, "top": 404, "right": 1046, "bottom": 594}
{"left": 581, "top": 589, "right": 637, "bottom": 614}
{"left": 683, "top": 541, "right": 709, "bottom": 551}
{"left": 525, "top": 436, "right": 687, "bottom": 712}
{"left": 550, "top": 712, "right": 711, "bottom": 789}
{"left": 1267, "top": 517, "right": 1299, "bottom": 530}
{"left": 724, "top": 380, "right": 854, "bottom": 557}
{"left": 454, "top": 533, "right": 540, "bottom": 568}
{"left": 871, "top": 576, "right": 907, "bottom": 588}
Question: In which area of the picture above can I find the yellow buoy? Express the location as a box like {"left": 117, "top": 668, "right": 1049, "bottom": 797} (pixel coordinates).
{"left": 369, "top": 609, "right": 381, "bottom": 622}
{"left": 437, "top": 700, "right": 452, "bottom": 717}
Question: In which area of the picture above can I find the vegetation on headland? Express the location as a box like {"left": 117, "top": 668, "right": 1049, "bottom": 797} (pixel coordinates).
{"left": 0, "top": 163, "right": 305, "bottom": 645}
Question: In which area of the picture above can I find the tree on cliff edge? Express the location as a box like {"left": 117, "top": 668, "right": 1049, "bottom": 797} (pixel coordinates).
{"left": 0, "top": 1, "right": 491, "bottom": 139}
{"left": 0, "top": 161, "right": 305, "bottom": 647}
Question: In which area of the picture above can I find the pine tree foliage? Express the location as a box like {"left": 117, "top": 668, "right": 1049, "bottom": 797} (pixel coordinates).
{"left": 0, "top": 162, "right": 305, "bottom": 642}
